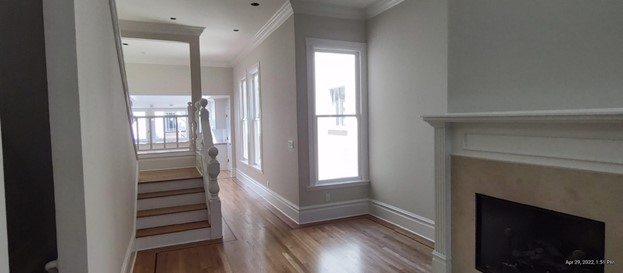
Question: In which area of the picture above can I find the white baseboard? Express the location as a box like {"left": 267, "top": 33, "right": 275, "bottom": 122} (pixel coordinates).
{"left": 432, "top": 250, "right": 450, "bottom": 273}
{"left": 369, "top": 199, "right": 435, "bottom": 242}
{"left": 234, "top": 170, "right": 436, "bottom": 241}
{"left": 235, "top": 170, "right": 300, "bottom": 223}
{"left": 121, "top": 236, "right": 135, "bottom": 273}
{"left": 299, "top": 199, "right": 369, "bottom": 224}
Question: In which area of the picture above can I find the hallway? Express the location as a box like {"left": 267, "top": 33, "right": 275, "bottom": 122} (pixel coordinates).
{"left": 133, "top": 173, "right": 433, "bottom": 273}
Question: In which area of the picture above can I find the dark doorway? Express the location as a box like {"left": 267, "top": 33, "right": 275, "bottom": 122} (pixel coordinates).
{"left": 1, "top": 1, "right": 58, "bottom": 272}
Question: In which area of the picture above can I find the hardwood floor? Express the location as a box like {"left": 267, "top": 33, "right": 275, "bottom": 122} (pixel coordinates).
{"left": 133, "top": 175, "right": 433, "bottom": 273}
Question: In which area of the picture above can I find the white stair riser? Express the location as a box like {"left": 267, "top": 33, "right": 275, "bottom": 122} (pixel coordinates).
{"left": 137, "top": 210, "right": 209, "bottom": 229}
{"left": 138, "top": 179, "right": 203, "bottom": 193}
{"left": 135, "top": 227, "right": 212, "bottom": 250}
{"left": 137, "top": 193, "right": 205, "bottom": 210}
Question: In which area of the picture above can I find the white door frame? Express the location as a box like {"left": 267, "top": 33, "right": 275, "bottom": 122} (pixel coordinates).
{"left": 0, "top": 117, "right": 10, "bottom": 273}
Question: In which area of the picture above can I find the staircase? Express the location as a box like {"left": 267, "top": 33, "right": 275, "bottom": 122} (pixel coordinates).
{"left": 134, "top": 99, "right": 222, "bottom": 250}
{"left": 134, "top": 167, "right": 211, "bottom": 250}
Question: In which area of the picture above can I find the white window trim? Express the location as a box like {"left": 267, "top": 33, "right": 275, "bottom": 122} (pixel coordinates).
{"left": 239, "top": 63, "right": 263, "bottom": 173}
{"left": 306, "top": 38, "right": 369, "bottom": 188}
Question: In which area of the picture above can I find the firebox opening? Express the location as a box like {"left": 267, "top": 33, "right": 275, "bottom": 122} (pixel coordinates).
{"left": 475, "top": 194, "right": 605, "bottom": 273}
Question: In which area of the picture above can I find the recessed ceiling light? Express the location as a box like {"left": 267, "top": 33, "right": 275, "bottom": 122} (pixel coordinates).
{"left": 170, "top": 17, "right": 177, "bottom": 20}
{"left": 251, "top": 2, "right": 260, "bottom": 6}
{"left": 122, "top": 43, "right": 129, "bottom": 46}
{"left": 234, "top": 29, "right": 239, "bottom": 32}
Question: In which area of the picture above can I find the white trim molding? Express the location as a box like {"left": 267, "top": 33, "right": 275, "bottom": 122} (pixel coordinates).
{"left": 290, "top": 0, "right": 366, "bottom": 20}
{"left": 121, "top": 237, "right": 136, "bottom": 273}
{"left": 369, "top": 199, "right": 435, "bottom": 242}
{"left": 366, "top": 0, "right": 404, "bottom": 18}
{"left": 236, "top": 171, "right": 435, "bottom": 237}
{"left": 231, "top": 1, "right": 294, "bottom": 66}
{"left": 119, "top": 20, "right": 205, "bottom": 37}
{"left": 299, "top": 199, "right": 369, "bottom": 224}
{"left": 235, "top": 170, "right": 300, "bottom": 223}
{"left": 422, "top": 108, "right": 623, "bottom": 273}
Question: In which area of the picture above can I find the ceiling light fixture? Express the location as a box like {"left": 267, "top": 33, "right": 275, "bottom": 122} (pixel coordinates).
{"left": 251, "top": 2, "right": 260, "bottom": 6}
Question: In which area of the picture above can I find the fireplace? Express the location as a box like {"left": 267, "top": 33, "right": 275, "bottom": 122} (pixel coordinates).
{"left": 423, "top": 109, "right": 623, "bottom": 273}
{"left": 476, "top": 194, "right": 605, "bottom": 273}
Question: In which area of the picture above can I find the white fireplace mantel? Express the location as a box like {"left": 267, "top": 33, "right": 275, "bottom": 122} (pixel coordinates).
{"left": 422, "top": 108, "right": 623, "bottom": 273}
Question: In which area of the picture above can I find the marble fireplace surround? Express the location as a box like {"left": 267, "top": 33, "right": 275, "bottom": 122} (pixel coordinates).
{"left": 423, "top": 108, "right": 623, "bottom": 273}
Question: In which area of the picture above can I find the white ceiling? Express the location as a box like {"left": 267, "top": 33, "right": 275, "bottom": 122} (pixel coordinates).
{"left": 117, "top": 0, "right": 393, "bottom": 67}
{"left": 122, "top": 38, "right": 190, "bottom": 66}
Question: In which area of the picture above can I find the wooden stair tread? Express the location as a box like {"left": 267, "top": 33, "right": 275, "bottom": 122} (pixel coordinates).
{"left": 137, "top": 187, "right": 204, "bottom": 199}
{"left": 139, "top": 167, "right": 202, "bottom": 184}
{"left": 136, "top": 221, "right": 211, "bottom": 238}
{"left": 137, "top": 203, "right": 207, "bottom": 218}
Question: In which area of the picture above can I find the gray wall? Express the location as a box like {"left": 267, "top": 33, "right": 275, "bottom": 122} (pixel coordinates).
{"left": 448, "top": 0, "right": 623, "bottom": 112}
{"left": 125, "top": 64, "right": 233, "bottom": 96}
{"left": 294, "top": 14, "right": 370, "bottom": 206}
{"left": 44, "top": 0, "right": 138, "bottom": 272}
{"left": 367, "top": 0, "right": 447, "bottom": 233}
{"left": 233, "top": 16, "right": 300, "bottom": 206}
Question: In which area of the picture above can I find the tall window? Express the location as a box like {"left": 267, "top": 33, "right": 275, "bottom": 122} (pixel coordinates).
{"left": 240, "top": 78, "right": 249, "bottom": 162}
{"left": 239, "top": 63, "right": 262, "bottom": 170}
{"left": 308, "top": 38, "right": 368, "bottom": 186}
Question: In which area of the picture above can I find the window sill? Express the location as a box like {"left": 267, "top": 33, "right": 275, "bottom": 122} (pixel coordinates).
{"left": 306, "top": 180, "right": 370, "bottom": 191}
{"left": 239, "top": 160, "right": 264, "bottom": 174}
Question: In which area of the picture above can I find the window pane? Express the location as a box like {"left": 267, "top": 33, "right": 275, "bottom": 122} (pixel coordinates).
{"left": 253, "top": 119, "right": 261, "bottom": 166}
{"left": 314, "top": 52, "right": 357, "bottom": 115}
{"left": 242, "top": 122, "right": 249, "bottom": 160}
{"left": 317, "top": 116, "right": 359, "bottom": 181}
{"left": 241, "top": 82, "right": 248, "bottom": 119}
{"left": 253, "top": 73, "right": 260, "bottom": 118}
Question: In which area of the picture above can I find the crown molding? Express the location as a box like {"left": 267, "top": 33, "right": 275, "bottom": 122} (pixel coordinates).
{"left": 231, "top": 1, "right": 294, "bottom": 67}
{"left": 290, "top": 0, "right": 366, "bottom": 20}
{"left": 119, "top": 20, "right": 205, "bottom": 37}
{"left": 422, "top": 108, "right": 623, "bottom": 127}
{"left": 366, "top": 0, "right": 404, "bottom": 18}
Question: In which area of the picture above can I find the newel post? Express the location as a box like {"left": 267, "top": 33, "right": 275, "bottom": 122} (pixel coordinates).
{"left": 199, "top": 99, "right": 222, "bottom": 238}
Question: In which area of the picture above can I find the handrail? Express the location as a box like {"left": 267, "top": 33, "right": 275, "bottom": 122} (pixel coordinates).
{"left": 197, "top": 99, "right": 222, "bottom": 239}
{"left": 135, "top": 114, "right": 189, "bottom": 119}
{"left": 108, "top": 0, "right": 138, "bottom": 159}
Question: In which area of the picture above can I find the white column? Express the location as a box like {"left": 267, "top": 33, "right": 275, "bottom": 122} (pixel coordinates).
{"left": 432, "top": 125, "right": 452, "bottom": 273}
{"left": 189, "top": 37, "right": 202, "bottom": 104}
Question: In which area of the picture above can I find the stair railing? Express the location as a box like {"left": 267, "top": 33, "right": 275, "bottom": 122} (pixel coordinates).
{"left": 198, "top": 99, "right": 222, "bottom": 238}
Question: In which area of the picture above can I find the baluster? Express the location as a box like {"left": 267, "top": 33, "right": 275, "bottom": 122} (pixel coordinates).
{"left": 187, "top": 102, "right": 196, "bottom": 151}
{"left": 194, "top": 101, "right": 202, "bottom": 151}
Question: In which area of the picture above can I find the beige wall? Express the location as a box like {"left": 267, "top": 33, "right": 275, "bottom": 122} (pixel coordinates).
{"left": 452, "top": 156, "right": 623, "bottom": 273}
{"left": 233, "top": 16, "right": 300, "bottom": 206}
{"left": 125, "top": 63, "right": 233, "bottom": 96}
{"left": 294, "top": 14, "right": 370, "bottom": 206}
{"left": 366, "top": 0, "right": 447, "bottom": 227}
{"left": 448, "top": 0, "right": 623, "bottom": 112}
{"left": 45, "top": 0, "right": 138, "bottom": 272}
